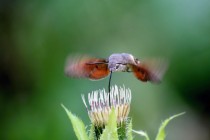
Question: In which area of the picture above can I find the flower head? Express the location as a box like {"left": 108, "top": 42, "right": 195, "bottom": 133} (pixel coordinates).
{"left": 82, "top": 85, "right": 131, "bottom": 127}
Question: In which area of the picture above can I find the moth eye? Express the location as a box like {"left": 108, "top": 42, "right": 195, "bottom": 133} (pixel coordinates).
{"left": 135, "top": 58, "right": 140, "bottom": 64}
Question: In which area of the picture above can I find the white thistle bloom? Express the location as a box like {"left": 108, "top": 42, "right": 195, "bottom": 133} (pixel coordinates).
{"left": 82, "top": 85, "right": 131, "bottom": 126}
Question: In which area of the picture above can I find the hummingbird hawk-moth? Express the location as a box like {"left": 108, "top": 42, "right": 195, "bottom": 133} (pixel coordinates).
{"left": 65, "top": 53, "right": 168, "bottom": 92}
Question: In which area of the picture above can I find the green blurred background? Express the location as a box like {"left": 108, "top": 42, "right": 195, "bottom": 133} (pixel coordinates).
{"left": 1, "top": 0, "right": 210, "bottom": 139}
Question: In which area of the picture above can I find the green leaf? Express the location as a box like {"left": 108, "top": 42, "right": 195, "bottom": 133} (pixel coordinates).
{"left": 88, "top": 124, "right": 95, "bottom": 140}
{"left": 132, "top": 130, "right": 150, "bottom": 140}
{"left": 61, "top": 104, "right": 89, "bottom": 140}
{"left": 126, "top": 119, "right": 133, "bottom": 140}
{"left": 155, "top": 112, "right": 185, "bottom": 140}
{"left": 99, "top": 108, "right": 119, "bottom": 140}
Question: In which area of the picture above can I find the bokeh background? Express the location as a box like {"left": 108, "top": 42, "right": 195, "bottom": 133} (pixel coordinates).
{"left": 1, "top": 0, "right": 210, "bottom": 139}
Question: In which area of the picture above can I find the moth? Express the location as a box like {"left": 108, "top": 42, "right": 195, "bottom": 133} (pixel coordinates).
{"left": 65, "top": 53, "right": 168, "bottom": 91}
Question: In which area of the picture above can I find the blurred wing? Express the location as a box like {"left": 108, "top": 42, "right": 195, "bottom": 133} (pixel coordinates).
{"left": 131, "top": 59, "right": 168, "bottom": 83}
{"left": 65, "top": 55, "right": 110, "bottom": 80}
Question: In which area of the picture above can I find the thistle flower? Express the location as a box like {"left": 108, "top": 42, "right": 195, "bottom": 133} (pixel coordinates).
{"left": 81, "top": 85, "right": 131, "bottom": 139}
{"left": 62, "top": 85, "right": 184, "bottom": 140}
{"left": 82, "top": 85, "right": 131, "bottom": 127}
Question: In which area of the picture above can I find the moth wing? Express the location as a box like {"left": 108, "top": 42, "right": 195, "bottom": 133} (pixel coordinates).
{"left": 131, "top": 59, "right": 168, "bottom": 83}
{"left": 65, "top": 55, "right": 110, "bottom": 80}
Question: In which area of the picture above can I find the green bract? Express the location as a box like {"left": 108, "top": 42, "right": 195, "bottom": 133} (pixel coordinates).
{"left": 99, "top": 108, "right": 119, "bottom": 140}
{"left": 62, "top": 104, "right": 89, "bottom": 140}
{"left": 155, "top": 112, "right": 185, "bottom": 140}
